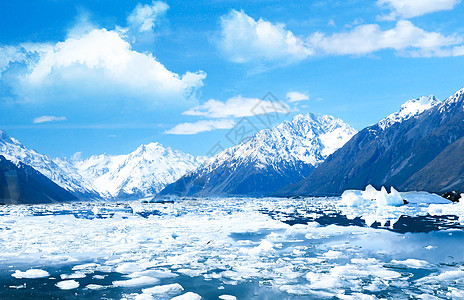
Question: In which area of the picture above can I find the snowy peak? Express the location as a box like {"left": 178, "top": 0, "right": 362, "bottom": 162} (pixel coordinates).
{"left": 0, "top": 130, "right": 200, "bottom": 199}
{"left": 75, "top": 142, "right": 199, "bottom": 198}
{"left": 378, "top": 95, "right": 440, "bottom": 130}
{"left": 160, "top": 113, "right": 357, "bottom": 196}
{"left": 444, "top": 86, "right": 464, "bottom": 104}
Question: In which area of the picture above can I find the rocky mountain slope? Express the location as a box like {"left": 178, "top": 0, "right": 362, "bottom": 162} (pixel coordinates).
{"left": 0, "top": 155, "right": 78, "bottom": 204}
{"left": 160, "top": 113, "right": 357, "bottom": 196}
{"left": 281, "top": 90, "right": 464, "bottom": 196}
{"left": 0, "top": 131, "right": 199, "bottom": 199}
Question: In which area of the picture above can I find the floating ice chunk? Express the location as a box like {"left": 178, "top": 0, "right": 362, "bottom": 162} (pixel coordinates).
{"left": 142, "top": 283, "right": 184, "bottom": 295}
{"left": 135, "top": 294, "right": 155, "bottom": 300}
{"left": 322, "top": 250, "right": 343, "bottom": 259}
{"left": 12, "top": 269, "right": 50, "bottom": 279}
{"left": 85, "top": 284, "right": 106, "bottom": 290}
{"left": 129, "top": 269, "right": 178, "bottom": 279}
{"left": 60, "top": 272, "right": 86, "bottom": 279}
{"left": 400, "top": 192, "right": 451, "bottom": 204}
{"left": 218, "top": 295, "right": 237, "bottom": 300}
{"left": 391, "top": 259, "right": 430, "bottom": 268}
{"left": 248, "top": 240, "right": 274, "bottom": 256}
{"left": 362, "top": 184, "right": 378, "bottom": 200}
{"left": 340, "top": 190, "right": 368, "bottom": 207}
{"left": 113, "top": 276, "right": 160, "bottom": 287}
{"left": 56, "top": 280, "right": 79, "bottom": 290}
{"left": 171, "top": 292, "right": 202, "bottom": 300}
{"left": 340, "top": 185, "right": 404, "bottom": 207}
{"left": 116, "top": 262, "right": 146, "bottom": 274}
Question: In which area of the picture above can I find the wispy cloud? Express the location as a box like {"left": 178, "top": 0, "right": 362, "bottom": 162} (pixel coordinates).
{"left": 287, "top": 92, "right": 309, "bottom": 103}
{"left": 377, "top": 0, "right": 460, "bottom": 20}
{"left": 33, "top": 115, "right": 67, "bottom": 124}
{"left": 183, "top": 95, "right": 290, "bottom": 118}
{"left": 165, "top": 119, "right": 235, "bottom": 135}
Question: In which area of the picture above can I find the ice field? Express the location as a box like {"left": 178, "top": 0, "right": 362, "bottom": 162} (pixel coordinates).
{"left": 0, "top": 194, "right": 464, "bottom": 299}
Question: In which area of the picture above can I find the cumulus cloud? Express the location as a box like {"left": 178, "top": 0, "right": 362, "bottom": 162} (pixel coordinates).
{"left": 183, "top": 95, "right": 290, "bottom": 118}
{"left": 127, "top": 1, "right": 169, "bottom": 33}
{"left": 165, "top": 119, "right": 235, "bottom": 135}
{"left": 33, "top": 115, "right": 67, "bottom": 124}
{"left": 308, "top": 20, "right": 463, "bottom": 57}
{"left": 217, "top": 10, "right": 312, "bottom": 64}
{"left": 287, "top": 92, "right": 309, "bottom": 103}
{"left": 2, "top": 28, "right": 205, "bottom": 106}
{"left": 217, "top": 9, "right": 464, "bottom": 64}
{"left": 377, "top": 0, "right": 460, "bottom": 20}
{"left": 0, "top": 46, "right": 25, "bottom": 75}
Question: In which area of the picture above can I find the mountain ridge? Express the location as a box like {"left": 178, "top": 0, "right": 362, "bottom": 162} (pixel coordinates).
{"left": 159, "top": 113, "right": 357, "bottom": 197}
{"left": 279, "top": 89, "right": 464, "bottom": 196}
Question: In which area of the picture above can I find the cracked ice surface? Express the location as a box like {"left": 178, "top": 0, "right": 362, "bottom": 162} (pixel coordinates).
{"left": 0, "top": 197, "right": 463, "bottom": 299}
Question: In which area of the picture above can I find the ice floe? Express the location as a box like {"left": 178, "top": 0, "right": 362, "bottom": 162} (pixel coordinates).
{"left": 11, "top": 269, "right": 49, "bottom": 279}
{"left": 0, "top": 196, "right": 463, "bottom": 299}
{"left": 56, "top": 280, "right": 79, "bottom": 290}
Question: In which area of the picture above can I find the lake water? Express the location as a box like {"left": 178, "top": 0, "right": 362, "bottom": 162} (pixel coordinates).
{"left": 0, "top": 196, "right": 463, "bottom": 299}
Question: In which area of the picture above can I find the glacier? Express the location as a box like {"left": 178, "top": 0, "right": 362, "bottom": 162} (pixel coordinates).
{"left": 0, "top": 196, "right": 463, "bottom": 299}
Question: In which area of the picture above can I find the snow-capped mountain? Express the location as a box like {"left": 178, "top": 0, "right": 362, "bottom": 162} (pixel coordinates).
{"left": 283, "top": 87, "right": 464, "bottom": 196}
{"left": 0, "top": 130, "right": 99, "bottom": 199}
{"left": 377, "top": 96, "right": 440, "bottom": 130}
{"left": 75, "top": 143, "right": 200, "bottom": 198}
{"left": 0, "top": 131, "right": 200, "bottom": 199}
{"left": 160, "top": 113, "right": 357, "bottom": 196}
{"left": 0, "top": 155, "right": 78, "bottom": 204}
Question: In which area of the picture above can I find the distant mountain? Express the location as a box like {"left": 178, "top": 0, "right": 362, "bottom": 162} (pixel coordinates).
{"left": 282, "top": 90, "right": 464, "bottom": 196}
{"left": 0, "top": 155, "right": 78, "bottom": 204}
{"left": 159, "top": 113, "right": 357, "bottom": 197}
{"left": 0, "top": 130, "right": 99, "bottom": 199}
{"left": 0, "top": 131, "right": 200, "bottom": 200}
{"left": 75, "top": 143, "right": 200, "bottom": 199}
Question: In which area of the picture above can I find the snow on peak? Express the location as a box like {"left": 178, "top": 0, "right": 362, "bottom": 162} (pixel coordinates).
{"left": 443, "top": 86, "right": 464, "bottom": 105}
{"left": 378, "top": 95, "right": 440, "bottom": 130}
{"left": 0, "top": 130, "right": 200, "bottom": 199}
{"left": 202, "top": 113, "right": 356, "bottom": 172}
{"left": 75, "top": 142, "right": 199, "bottom": 198}
{"left": 0, "top": 131, "right": 98, "bottom": 195}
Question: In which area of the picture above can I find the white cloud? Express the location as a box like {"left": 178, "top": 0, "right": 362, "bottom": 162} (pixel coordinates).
{"left": 33, "top": 115, "right": 67, "bottom": 124}
{"left": 0, "top": 46, "right": 25, "bottom": 75}
{"left": 165, "top": 119, "right": 235, "bottom": 135}
{"left": 7, "top": 28, "right": 205, "bottom": 106}
{"left": 377, "top": 0, "right": 460, "bottom": 20}
{"left": 308, "top": 20, "right": 463, "bottom": 57}
{"left": 127, "top": 1, "right": 169, "bottom": 33}
{"left": 217, "top": 10, "right": 312, "bottom": 64}
{"left": 287, "top": 91, "right": 309, "bottom": 103}
{"left": 183, "top": 95, "right": 290, "bottom": 118}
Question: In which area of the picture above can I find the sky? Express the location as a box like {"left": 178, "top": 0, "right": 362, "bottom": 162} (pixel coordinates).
{"left": 1, "top": 0, "right": 464, "bottom": 159}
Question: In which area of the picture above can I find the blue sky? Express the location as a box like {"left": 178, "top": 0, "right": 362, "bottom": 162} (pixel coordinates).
{"left": 1, "top": 0, "right": 464, "bottom": 158}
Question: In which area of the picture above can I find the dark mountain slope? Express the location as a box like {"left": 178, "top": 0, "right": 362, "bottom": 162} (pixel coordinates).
{"left": 0, "top": 155, "right": 78, "bottom": 204}
{"left": 281, "top": 90, "right": 464, "bottom": 196}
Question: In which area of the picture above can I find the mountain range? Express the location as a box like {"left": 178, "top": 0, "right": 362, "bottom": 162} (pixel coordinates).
{"left": 2, "top": 86, "right": 464, "bottom": 203}
{"left": 0, "top": 131, "right": 199, "bottom": 201}
{"left": 159, "top": 113, "right": 357, "bottom": 196}
{"left": 282, "top": 89, "right": 464, "bottom": 196}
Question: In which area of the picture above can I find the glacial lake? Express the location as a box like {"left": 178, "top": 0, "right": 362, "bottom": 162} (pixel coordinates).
{"left": 0, "top": 196, "right": 463, "bottom": 299}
